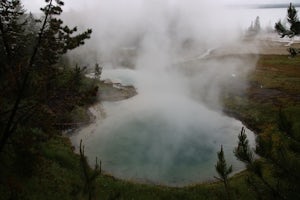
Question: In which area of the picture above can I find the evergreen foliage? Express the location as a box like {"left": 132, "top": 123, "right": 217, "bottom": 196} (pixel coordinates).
{"left": 0, "top": 3, "right": 99, "bottom": 198}
{"left": 246, "top": 16, "right": 261, "bottom": 37}
{"left": 254, "top": 16, "right": 261, "bottom": 31}
{"left": 94, "top": 63, "right": 103, "bottom": 80}
{"left": 234, "top": 123, "right": 300, "bottom": 199}
{"left": 37, "top": 0, "right": 92, "bottom": 66}
{"left": 275, "top": 3, "right": 300, "bottom": 38}
{"left": 287, "top": 3, "right": 299, "bottom": 25}
{"left": 215, "top": 145, "right": 232, "bottom": 200}
{"left": 0, "top": 0, "right": 27, "bottom": 66}
{"left": 234, "top": 127, "right": 253, "bottom": 164}
{"left": 0, "top": 0, "right": 94, "bottom": 153}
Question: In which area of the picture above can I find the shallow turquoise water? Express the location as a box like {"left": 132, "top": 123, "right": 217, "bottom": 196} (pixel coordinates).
{"left": 72, "top": 96, "right": 255, "bottom": 186}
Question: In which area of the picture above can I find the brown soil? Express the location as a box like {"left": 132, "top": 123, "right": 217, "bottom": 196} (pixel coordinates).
{"left": 258, "top": 40, "right": 300, "bottom": 55}
{"left": 211, "top": 39, "right": 300, "bottom": 56}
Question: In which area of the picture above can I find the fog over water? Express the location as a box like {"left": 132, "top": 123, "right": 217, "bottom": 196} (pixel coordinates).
{"left": 57, "top": 0, "right": 266, "bottom": 186}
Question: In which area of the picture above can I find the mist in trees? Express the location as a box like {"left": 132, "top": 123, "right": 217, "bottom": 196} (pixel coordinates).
{"left": 0, "top": 0, "right": 98, "bottom": 182}
{"left": 0, "top": 1, "right": 103, "bottom": 199}
{"left": 0, "top": 0, "right": 93, "bottom": 150}
{"left": 246, "top": 16, "right": 261, "bottom": 36}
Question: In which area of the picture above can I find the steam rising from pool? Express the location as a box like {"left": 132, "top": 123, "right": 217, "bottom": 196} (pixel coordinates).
{"left": 68, "top": 0, "right": 257, "bottom": 186}
{"left": 72, "top": 60, "right": 255, "bottom": 186}
{"left": 73, "top": 96, "right": 254, "bottom": 186}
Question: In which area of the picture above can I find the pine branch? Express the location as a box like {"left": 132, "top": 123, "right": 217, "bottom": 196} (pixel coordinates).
{"left": 275, "top": 20, "right": 291, "bottom": 38}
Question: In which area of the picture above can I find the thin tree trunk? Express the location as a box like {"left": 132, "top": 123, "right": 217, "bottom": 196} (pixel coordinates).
{"left": 224, "top": 180, "right": 231, "bottom": 200}
{"left": 0, "top": 0, "right": 53, "bottom": 153}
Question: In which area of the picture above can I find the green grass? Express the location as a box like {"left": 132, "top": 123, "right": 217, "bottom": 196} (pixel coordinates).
{"left": 253, "top": 55, "right": 300, "bottom": 94}
{"left": 256, "top": 54, "right": 300, "bottom": 67}
{"left": 224, "top": 54, "right": 300, "bottom": 132}
{"left": 0, "top": 135, "right": 254, "bottom": 200}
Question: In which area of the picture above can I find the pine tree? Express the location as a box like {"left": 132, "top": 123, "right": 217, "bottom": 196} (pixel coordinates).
{"left": 275, "top": 3, "right": 300, "bottom": 56}
{"left": 94, "top": 63, "right": 102, "bottom": 80}
{"left": 234, "top": 127, "right": 253, "bottom": 165}
{"left": 254, "top": 16, "right": 261, "bottom": 32}
{"left": 215, "top": 145, "right": 232, "bottom": 200}
{"left": 275, "top": 3, "right": 300, "bottom": 38}
{"left": 0, "top": 0, "right": 93, "bottom": 153}
{"left": 287, "top": 3, "right": 299, "bottom": 25}
{"left": 246, "top": 16, "right": 261, "bottom": 37}
{"left": 36, "top": 0, "right": 92, "bottom": 67}
{"left": 234, "top": 127, "right": 292, "bottom": 199}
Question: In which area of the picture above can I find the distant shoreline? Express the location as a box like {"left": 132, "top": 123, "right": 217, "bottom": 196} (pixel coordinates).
{"left": 227, "top": 3, "right": 300, "bottom": 9}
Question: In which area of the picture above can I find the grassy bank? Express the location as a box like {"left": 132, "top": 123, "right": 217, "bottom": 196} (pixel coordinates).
{"left": 224, "top": 54, "right": 300, "bottom": 133}
{"left": 2, "top": 135, "right": 253, "bottom": 200}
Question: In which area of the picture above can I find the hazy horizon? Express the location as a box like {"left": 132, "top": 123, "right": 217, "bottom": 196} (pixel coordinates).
{"left": 23, "top": 0, "right": 300, "bottom": 12}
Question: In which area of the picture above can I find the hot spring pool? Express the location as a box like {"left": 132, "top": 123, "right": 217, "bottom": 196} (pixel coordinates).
{"left": 71, "top": 95, "right": 255, "bottom": 186}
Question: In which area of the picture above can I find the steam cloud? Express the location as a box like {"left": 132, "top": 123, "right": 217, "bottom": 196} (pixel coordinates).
{"left": 69, "top": 0, "right": 257, "bottom": 186}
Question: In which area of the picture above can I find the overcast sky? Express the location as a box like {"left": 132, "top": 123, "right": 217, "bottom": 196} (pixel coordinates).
{"left": 22, "top": 0, "right": 300, "bottom": 12}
